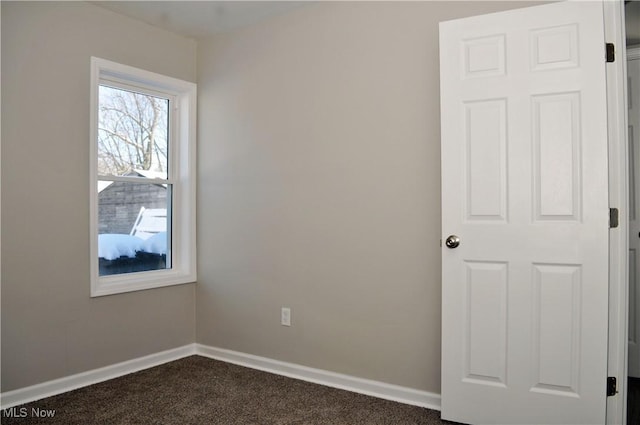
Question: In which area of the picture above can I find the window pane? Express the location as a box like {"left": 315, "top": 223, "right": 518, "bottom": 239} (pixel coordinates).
{"left": 98, "top": 85, "right": 169, "bottom": 179}
{"left": 98, "top": 180, "right": 171, "bottom": 276}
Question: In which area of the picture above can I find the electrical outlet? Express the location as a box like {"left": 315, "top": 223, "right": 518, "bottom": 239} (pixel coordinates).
{"left": 281, "top": 307, "right": 291, "bottom": 326}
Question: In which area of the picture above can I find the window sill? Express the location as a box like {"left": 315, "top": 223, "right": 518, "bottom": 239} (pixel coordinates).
{"left": 91, "top": 268, "right": 196, "bottom": 297}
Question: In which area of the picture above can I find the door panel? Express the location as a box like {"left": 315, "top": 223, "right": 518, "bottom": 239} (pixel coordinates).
{"left": 464, "top": 261, "right": 508, "bottom": 386}
{"left": 465, "top": 100, "right": 508, "bottom": 221}
{"left": 532, "top": 93, "right": 581, "bottom": 221}
{"left": 440, "top": 2, "right": 609, "bottom": 424}
{"left": 531, "top": 263, "right": 581, "bottom": 397}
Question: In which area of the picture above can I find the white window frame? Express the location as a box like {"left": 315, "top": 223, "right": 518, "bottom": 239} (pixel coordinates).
{"left": 90, "top": 57, "right": 196, "bottom": 297}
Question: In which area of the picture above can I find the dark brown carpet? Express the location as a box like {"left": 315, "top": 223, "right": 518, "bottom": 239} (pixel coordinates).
{"left": 1, "top": 355, "right": 458, "bottom": 425}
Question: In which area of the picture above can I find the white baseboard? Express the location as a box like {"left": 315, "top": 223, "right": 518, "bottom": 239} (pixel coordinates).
{"left": 0, "top": 344, "right": 196, "bottom": 409}
{"left": 195, "top": 344, "right": 441, "bottom": 411}
{"left": 1, "top": 343, "right": 441, "bottom": 412}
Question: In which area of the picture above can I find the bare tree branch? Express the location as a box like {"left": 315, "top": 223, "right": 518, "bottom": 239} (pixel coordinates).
{"left": 98, "top": 86, "right": 168, "bottom": 176}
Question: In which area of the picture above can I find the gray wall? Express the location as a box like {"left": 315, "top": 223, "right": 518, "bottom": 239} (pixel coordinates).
{"left": 196, "top": 1, "right": 543, "bottom": 394}
{"left": 1, "top": 0, "right": 547, "bottom": 396}
{"left": 1, "top": 2, "right": 197, "bottom": 391}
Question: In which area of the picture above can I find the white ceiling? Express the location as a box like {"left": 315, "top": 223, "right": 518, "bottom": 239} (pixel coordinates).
{"left": 94, "top": 1, "right": 640, "bottom": 45}
{"left": 92, "top": 1, "right": 310, "bottom": 38}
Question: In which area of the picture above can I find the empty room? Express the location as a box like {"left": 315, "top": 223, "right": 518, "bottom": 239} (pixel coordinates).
{"left": 1, "top": 1, "right": 636, "bottom": 424}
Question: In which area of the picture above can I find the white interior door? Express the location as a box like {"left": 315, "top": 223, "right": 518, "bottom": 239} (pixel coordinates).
{"left": 629, "top": 48, "right": 640, "bottom": 379}
{"left": 440, "top": 2, "right": 610, "bottom": 424}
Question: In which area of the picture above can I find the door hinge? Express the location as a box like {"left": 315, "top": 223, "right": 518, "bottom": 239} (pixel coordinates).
{"left": 607, "top": 377, "right": 618, "bottom": 397}
{"left": 606, "top": 43, "right": 615, "bottom": 63}
{"left": 610, "top": 208, "right": 619, "bottom": 228}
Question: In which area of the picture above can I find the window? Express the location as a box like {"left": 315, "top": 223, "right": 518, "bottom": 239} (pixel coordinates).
{"left": 90, "top": 57, "right": 196, "bottom": 297}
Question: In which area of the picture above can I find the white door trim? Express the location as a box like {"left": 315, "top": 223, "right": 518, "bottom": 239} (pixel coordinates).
{"left": 605, "top": 1, "right": 629, "bottom": 424}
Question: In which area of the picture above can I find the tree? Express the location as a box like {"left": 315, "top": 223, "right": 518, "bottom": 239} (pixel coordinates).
{"left": 97, "top": 85, "right": 168, "bottom": 176}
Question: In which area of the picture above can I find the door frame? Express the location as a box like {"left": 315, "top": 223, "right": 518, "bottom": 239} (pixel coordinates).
{"left": 605, "top": 1, "right": 629, "bottom": 424}
{"left": 627, "top": 46, "right": 640, "bottom": 380}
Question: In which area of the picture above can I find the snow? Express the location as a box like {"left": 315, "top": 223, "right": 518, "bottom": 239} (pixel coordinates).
{"left": 98, "top": 234, "right": 143, "bottom": 260}
{"left": 141, "top": 232, "right": 168, "bottom": 255}
{"left": 97, "top": 180, "right": 114, "bottom": 193}
{"left": 133, "top": 169, "right": 167, "bottom": 180}
{"left": 98, "top": 232, "right": 167, "bottom": 260}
